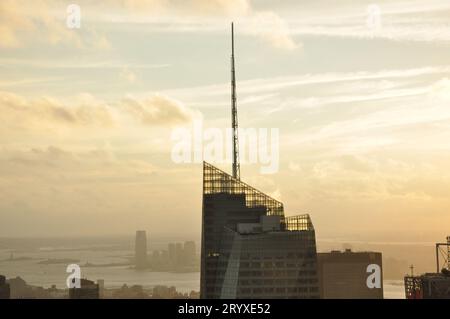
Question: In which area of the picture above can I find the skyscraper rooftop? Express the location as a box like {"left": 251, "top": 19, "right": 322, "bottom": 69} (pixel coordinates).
{"left": 199, "top": 24, "right": 319, "bottom": 299}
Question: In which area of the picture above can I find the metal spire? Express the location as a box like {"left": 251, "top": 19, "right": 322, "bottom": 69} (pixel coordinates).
{"left": 231, "top": 22, "right": 240, "bottom": 180}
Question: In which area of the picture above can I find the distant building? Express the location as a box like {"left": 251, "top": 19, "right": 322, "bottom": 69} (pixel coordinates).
{"left": 152, "top": 250, "right": 160, "bottom": 260}
{"left": 152, "top": 285, "right": 178, "bottom": 299}
{"left": 175, "top": 243, "right": 183, "bottom": 265}
{"left": 0, "top": 275, "right": 10, "bottom": 299}
{"left": 149, "top": 286, "right": 198, "bottom": 299}
{"left": 112, "top": 284, "right": 148, "bottom": 299}
{"left": 405, "top": 236, "right": 450, "bottom": 299}
{"left": 6, "top": 276, "right": 64, "bottom": 299}
{"left": 135, "top": 230, "right": 148, "bottom": 269}
{"left": 69, "top": 279, "right": 100, "bottom": 299}
{"left": 161, "top": 250, "right": 169, "bottom": 263}
{"left": 317, "top": 250, "right": 383, "bottom": 299}
{"left": 97, "top": 279, "right": 105, "bottom": 299}
{"left": 405, "top": 272, "right": 450, "bottom": 299}
{"left": 7, "top": 276, "right": 28, "bottom": 299}
{"left": 184, "top": 241, "right": 196, "bottom": 266}
{"left": 168, "top": 243, "right": 176, "bottom": 266}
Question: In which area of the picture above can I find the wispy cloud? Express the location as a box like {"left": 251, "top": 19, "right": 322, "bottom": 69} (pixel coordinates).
{"left": 163, "top": 65, "right": 450, "bottom": 103}
{"left": 0, "top": 58, "right": 171, "bottom": 70}
{"left": 0, "top": 0, "right": 299, "bottom": 51}
{"left": 282, "top": 0, "right": 450, "bottom": 42}
{"left": 0, "top": 91, "right": 199, "bottom": 140}
{"left": 120, "top": 94, "right": 200, "bottom": 126}
{"left": 0, "top": 0, "right": 110, "bottom": 49}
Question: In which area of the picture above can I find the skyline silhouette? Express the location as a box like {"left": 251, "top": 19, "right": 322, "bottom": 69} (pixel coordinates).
{"left": 0, "top": 1, "right": 449, "bottom": 295}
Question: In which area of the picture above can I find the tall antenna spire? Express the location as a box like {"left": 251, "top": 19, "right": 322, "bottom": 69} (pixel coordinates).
{"left": 231, "top": 22, "right": 240, "bottom": 180}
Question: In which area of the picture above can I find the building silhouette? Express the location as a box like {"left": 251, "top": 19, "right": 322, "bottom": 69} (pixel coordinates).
{"left": 200, "top": 163, "right": 319, "bottom": 298}
{"left": 318, "top": 250, "right": 383, "bottom": 299}
{"left": 135, "top": 230, "right": 148, "bottom": 269}
{"left": 405, "top": 236, "right": 450, "bottom": 299}
{"left": 97, "top": 279, "right": 105, "bottom": 299}
{"left": 184, "top": 241, "right": 196, "bottom": 266}
{"left": 200, "top": 23, "right": 319, "bottom": 299}
{"left": 0, "top": 275, "right": 10, "bottom": 299}
{"left": 175, "top": 243, "right": 183, "bottom": 265}
{"left": 69, "top": 279, "right": 100, "bottom": 299}
{"left": 6, "top": 276, "right": 27, "bottom": 299}
{"left": 168, "top": 243, "right": 176, "bottom": 266}
{"left": 149, "top": 241, "right": 197, "bottom": 271}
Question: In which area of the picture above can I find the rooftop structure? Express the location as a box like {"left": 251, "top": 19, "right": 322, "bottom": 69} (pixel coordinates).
{"left": 200, "top": 162, "right": 319, "bottom": 299}
{"left": 404, "top": 236, "right": 450, "bottom": 299}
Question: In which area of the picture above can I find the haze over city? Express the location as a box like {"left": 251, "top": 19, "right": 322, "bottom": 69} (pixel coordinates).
{"left": 1, "top": 0, "right": 450, "bottom": 245}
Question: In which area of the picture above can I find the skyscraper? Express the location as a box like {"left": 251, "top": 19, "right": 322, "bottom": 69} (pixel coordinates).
{"left": 0, "top": 275, "right": 10, "bottom": 299}
{"left": 199, "top": 23, "right": 319, "bottom": 299}
{"left": 200, "top": 163, "right": 319, "bottom": 298}
{"left": 135, "top": 230, "right": 148, "bottom": 270}
{"left": 184, "top": 241, "right": 196, "bottom": 266}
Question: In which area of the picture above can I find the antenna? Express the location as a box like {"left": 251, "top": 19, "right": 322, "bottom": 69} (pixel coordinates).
{"left": 435, "top": 236, "right": 450, "bottom": 273}
{"left": 231, "top": 22, "right": 240, "bottom": 180}
{"left": 447, "top": 236, "right": 450, "bottom": 270}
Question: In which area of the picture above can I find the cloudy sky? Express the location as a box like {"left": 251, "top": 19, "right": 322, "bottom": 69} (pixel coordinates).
{"left": 1, "top": 0, "right": 450, "bottom": 242}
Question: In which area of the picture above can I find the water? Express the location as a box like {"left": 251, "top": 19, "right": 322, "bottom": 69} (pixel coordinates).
{"left": 384, "top": 280, "right": 405, "bottom": 299}
{"left": 0, "top": 237, "right": 405, "bottom": 297}
{"left": 0, "top": 237, "right": 200, "bottom": 292}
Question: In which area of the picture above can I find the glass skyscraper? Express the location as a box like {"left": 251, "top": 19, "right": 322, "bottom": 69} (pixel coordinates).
{"left": 200, "top": 162, "right": 319, "bottom": 299}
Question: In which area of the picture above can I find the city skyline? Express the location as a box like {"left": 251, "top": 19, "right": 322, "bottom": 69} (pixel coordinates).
{"left": 1, "top": 0, "right": 450, "bottom": 244}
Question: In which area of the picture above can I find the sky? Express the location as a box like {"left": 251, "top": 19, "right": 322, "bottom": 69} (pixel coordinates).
{"left": 0, "top": 0, "right": 450, "bottom": 242}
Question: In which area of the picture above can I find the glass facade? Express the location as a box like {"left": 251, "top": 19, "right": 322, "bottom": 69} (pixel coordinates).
{"left": 200, "top": 162, "right": 319, "bottom": 299}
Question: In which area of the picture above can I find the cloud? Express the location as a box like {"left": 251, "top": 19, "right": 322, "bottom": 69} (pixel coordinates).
{"left": 0, "top": 0, "right": 297, "bottom": 51}
{"left": 91, "top": 0, "right": 296, "bottom": 51}
{"left": 0, "top": 58, "right": 171, "bottom": 70}
{"left": 430, "top": 78, "right": 450, "bottom": 100}
{"left": 0, "top": 0, "right": 110, "bottom": 49}
{"left": 281, "top": 0, "right": 450, "bottom": 43}
{"left": 163, "top": 65, "right": 450, "bottom": 109}
{"left": 0, "top": 92, "right": 116, "bottom": 135}
{"left": 112, "top": 0, "right": 251, "bottom": 16}
{"left": 288, "top": 161, "right": 301, "bottom": 172}
{"left": 121, "top": 94, "right": 198, "bottom": 126}
{"left": 247, "top": 11, "right": 299, "bottom": 51}
{"left": 0, "top": 91, "right": 198, "bottom": 140}
{"left": 0, "top": 0, "right": 33, "bottom": 48}
{"left": 0, "top": 142, "right": 206, "bottom": 237}
{"left": 119, "top": 67, "right": 137, "bottom": 84}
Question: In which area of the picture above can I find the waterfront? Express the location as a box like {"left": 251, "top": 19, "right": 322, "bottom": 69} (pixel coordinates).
{"left": 0, "top": 236, "right": 414, "bottom": 298}
{"left": 0, "top": 247, "right": 405, "bottom": 298}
